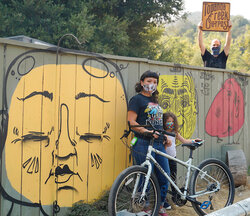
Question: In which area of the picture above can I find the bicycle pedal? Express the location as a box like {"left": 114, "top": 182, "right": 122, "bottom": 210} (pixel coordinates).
{"left": 200, "top": 201, "right": 211, "bottom": 209}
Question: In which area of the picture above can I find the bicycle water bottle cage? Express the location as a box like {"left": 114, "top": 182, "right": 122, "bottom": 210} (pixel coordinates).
{"left": 200, "top": 201, "right": 211, "bottom": 209}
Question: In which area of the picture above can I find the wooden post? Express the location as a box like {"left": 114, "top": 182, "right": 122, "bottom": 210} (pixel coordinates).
{"left": 226, "top": 149, "right": 247, "bottom": 187}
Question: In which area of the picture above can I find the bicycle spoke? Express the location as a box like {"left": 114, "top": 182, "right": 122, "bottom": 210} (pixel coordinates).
{"left": 190, "top": 160, "right": 234, "bottom": 216}
{"left": 113, "top": 169, "right": 159, "bottom": 214}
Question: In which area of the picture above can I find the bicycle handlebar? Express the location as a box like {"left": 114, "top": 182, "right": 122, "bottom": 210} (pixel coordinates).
{"left": 120, "top": 121, "right": 176, "bottom": 139}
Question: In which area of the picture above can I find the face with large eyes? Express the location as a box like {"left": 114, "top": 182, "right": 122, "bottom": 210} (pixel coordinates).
{"left": 4, "top": 64, "right": 126, "bottom": 207}
{"left": 158, "top": 75, "right": 197, "bottom": 139}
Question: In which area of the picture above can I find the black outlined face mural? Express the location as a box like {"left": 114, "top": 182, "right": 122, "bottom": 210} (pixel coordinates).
{"left": 1, "top": 50, "right": 127, "bottom": 214}
{"left": 158, "top": 74, "right": 197, "bottom": 140}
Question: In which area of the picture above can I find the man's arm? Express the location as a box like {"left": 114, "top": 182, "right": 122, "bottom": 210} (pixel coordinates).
{"left": 198, "top": 21, "right": 206, "bottom": 56}
{"left": 224, "top": 20, "right": 232, "bottom": 56}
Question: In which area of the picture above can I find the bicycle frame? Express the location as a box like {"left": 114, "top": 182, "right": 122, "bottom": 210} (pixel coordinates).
{"left": 136, "top": 144, "right": 221, "bottom": 202}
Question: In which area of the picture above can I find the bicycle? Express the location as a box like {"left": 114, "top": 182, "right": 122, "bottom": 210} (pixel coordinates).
{"left": 108, "top": 122, "right": 235, "bottom": 216}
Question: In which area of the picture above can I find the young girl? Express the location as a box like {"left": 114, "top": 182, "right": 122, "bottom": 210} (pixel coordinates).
{"left": 163, "top": 111, "right": 201, "bottom": 209}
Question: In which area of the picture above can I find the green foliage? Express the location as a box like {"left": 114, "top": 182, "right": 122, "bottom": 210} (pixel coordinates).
{"left": 68, "top": 191, "right": 109, "bottom": 216}
{"left": 158, "top": 35, "right": 193, "bottom": 64}
{"left": 0, "top": 0, "right": 184, "bottom": 58}
{"left": 1, "top": 1, "right": 248, "bottom": 73}
{"left": 228, "top": 25, "right": 250, "bottom": 72}
{"left": 160, "top": 15, "right": 250, "bottom": 73}
{"left": 231, "top": 15, "right": 250, "bottom": 38}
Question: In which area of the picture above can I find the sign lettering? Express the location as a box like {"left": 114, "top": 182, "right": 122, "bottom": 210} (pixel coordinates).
{"left": 202, "top": 2, "right": 230, "bottom": 32}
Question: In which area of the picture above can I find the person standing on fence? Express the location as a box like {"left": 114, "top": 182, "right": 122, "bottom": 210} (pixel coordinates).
{"left": 198, "top": 20, "right": 232, "bottom": 69}
{"left": 128, "top": 70, "right": 171, "bottom": 216}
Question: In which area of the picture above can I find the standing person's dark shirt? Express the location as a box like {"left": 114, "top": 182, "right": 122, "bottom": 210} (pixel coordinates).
{"left": 128, "top": 93, "right": 163, "bottom": 141}
{"left": 202, "top": 49, "right": 228, "bottom": 69}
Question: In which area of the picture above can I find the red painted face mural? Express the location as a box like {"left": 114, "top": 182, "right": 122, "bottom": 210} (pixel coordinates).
{"left": 205, "top": 78, "right": 244, "bottom": 137}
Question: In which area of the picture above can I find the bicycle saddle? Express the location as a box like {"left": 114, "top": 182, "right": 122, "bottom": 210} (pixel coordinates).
{"left": 182, "top": 142, "right": 203, "bottom": 150}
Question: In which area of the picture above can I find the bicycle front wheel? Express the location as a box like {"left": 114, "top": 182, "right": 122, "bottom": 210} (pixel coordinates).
{"left": 108, "top": 165, "right": 161, "bottom": 216}
{"left": 190, "top": 158, "right": 235, "bottom": 216}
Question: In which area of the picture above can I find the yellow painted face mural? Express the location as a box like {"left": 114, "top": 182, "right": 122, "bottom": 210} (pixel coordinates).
{"left": 4, "top": 61, "right": 127, "bottom": 211}
{"left": 158, "top": 74, "right": 197, "bottom": 140}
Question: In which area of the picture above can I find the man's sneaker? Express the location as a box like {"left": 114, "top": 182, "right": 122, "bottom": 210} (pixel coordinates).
{"left": 163, "top": 202, "right": 172, "bottom": 210}
{"left": 158, "top": 207, "right": 168, "bottom": 216}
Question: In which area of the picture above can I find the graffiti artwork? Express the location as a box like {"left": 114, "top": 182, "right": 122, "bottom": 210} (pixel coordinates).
{"left": 205, "top": 78, "right": 244, "bottom": 138}
{"left": 158, "top": 73, "right": 197, "bottom": 141}
{"left": 0, "top": 49, "right": 127, "bottom": 215}
{"left": 200, "top": 71, "right": 215, "bottom": 95}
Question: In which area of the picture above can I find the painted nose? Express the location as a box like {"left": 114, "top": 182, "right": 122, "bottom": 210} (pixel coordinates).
{"left": 55, "top": 103, "right": 76, "bottom": 158}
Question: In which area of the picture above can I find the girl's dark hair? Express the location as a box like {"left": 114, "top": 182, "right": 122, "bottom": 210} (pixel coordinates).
{"left": 163, "top": 112, "right": 179, "bottom": 133}
{"left": 135, "top": 70, "right": 159, "bottom": 103}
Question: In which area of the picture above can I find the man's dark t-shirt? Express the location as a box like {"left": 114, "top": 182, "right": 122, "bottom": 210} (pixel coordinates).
{"left": 202, "top": 49, "right": 228, "bottom": 69}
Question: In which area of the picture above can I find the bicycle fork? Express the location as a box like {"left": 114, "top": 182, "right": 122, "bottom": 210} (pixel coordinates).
{"left": 132, "top": 147, "right": 153, "bottom": 203}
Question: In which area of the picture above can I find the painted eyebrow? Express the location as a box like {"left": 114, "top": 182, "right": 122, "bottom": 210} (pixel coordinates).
{"left": 78, "top": 133, "right": 111, "bottom": 143}
{"left": 17, "top": 91, "right": 53, "bottom": 101}
{"left": 75, "top": 92, "right": 110, "bottom": 103}
{"left": 163, "top": 88, "right": 174, "bottom": 94}
{"left": 177, "top": 89, "right": 187, "bottom": 95}
{"left": 11, "top": 131, "right": 50, "bottom": 146}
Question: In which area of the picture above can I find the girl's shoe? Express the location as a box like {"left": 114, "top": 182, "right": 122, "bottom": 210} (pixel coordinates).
{"left": 163, "top": 202, "right": 172, "bottom": 210}
{"left": 143, "top": 209, "right": 152, "bottom": 215}
{"left": 159, "top": 207, "right": 168, "bottom": 216}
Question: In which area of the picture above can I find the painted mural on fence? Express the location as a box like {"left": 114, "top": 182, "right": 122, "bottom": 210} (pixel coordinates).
{"left": 205, "top": 77, "right": 245, "bottom": 138}
{"left": 158, "top": 73, "right": 197, "bottom": 141}
{"left": 0, "top": 49, "right": 128, "bottom": 215}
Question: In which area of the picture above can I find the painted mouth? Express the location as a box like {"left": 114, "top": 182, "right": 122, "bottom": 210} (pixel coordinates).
{"left": 58, "top": 185, "right": 77, "bottom": 192}
{"left": 45, "top": 164, "right": 82, "bottom": 184}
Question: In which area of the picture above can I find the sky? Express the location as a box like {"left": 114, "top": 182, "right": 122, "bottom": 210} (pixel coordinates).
{"left": 183, "top": 0, "right": 250, "bottom": 20}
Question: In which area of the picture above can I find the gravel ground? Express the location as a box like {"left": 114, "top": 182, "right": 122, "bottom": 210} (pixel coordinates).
{"left": 166, "top": 176, "right": 250, "bottom": 216}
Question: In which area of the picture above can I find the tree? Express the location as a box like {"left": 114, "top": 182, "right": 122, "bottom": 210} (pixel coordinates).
{"left": 157, "top": 34, "right": 197, "bottom": 65}
{"left": 227, "top": 25, "right": 250, "bottom": 72}
{"left": 160, "top": 14, "right": 250, "bottom": 73}
{"left": 231, "top": 16, "right": 249, "bottom": 38}
{"left": 0, "top": 0, "right": 185, "bottom": 58}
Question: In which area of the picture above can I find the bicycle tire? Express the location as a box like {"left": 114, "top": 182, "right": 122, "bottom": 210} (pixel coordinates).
{"left": 190, "top": 158, "right": 235, "bottom": 216}
{"left": 108, "top": 165, "right": 161, "bottom": 216}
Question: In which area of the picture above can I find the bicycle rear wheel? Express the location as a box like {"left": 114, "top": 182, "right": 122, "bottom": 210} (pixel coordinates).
{"left": 108, "top": 165, "right": 161, "bottom": 216}
{"left": 190, "top": 158, "right": 235, "bottom": 216}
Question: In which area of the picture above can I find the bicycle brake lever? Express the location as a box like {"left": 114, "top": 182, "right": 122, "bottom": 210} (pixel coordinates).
{"left": 120, "top": 129, "right": 130, "bottom": 139}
